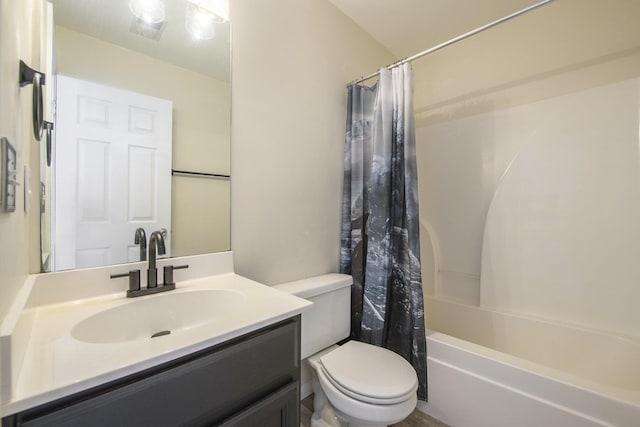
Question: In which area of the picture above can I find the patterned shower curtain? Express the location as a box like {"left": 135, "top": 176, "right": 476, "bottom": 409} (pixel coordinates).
{"left": 340, "top": 63, "right": 427, "bottom": 400}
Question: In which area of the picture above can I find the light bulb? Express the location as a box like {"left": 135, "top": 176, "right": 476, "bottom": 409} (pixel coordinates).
{"left": 186, "top": 2, "right": 217, "bottom": 40}
{"left": 129, "top": 0, "right": 165, "bottom": 24}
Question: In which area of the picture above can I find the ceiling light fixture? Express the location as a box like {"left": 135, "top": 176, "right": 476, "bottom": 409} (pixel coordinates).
{"left": 185, "top": 0, "right": 229, "bottom": 41}
{"left": 129, "top": 0, "right": 166, "bottom": 24}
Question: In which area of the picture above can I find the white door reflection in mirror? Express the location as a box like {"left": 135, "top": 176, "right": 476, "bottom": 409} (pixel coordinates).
{"left": 54, "top": 75, "right": 172, "bottom": 270}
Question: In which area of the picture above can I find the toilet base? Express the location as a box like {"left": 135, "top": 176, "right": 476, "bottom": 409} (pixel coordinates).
{"left": 310, "top": 377, "right": 388, "bottom": 427}
{"left": 310, "top": 377, "right": 342, "bottom": 427}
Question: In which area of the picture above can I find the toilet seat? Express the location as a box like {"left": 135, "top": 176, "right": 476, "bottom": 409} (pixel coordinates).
{"left": 319, "top": 341, "right": 418, "bottom": 405}
{"left": 316, "top": 361, "right": 418, "bottom": 425}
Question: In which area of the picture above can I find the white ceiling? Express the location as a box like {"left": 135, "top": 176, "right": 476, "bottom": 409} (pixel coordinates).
{"left": 328, "top": 0, "right": 544, "bottom": 60}
{"left": 51, "top": 0, "right": 230, "bottom": 81}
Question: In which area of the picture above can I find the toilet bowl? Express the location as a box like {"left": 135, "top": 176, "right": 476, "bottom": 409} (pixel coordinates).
{"left": 308, "top": 342, "right": 418, "bottom": 427}
{"left": 273, "top": 274, "right": 418, "bottom": 427}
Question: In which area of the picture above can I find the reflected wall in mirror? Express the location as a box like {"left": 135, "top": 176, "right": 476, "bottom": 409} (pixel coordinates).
{"left": 41, "top": 0, "right": 231, "bottom": 272}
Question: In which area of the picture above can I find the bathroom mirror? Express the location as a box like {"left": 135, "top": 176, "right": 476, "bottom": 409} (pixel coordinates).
{"left": 40, "top": 0, "right": 231, "bottom": 272}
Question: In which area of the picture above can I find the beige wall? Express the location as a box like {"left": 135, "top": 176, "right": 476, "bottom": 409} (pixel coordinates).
{"left": 54, "top": 27, "right": 231, "bottom": 257}
{"left": 0, "top": 0, "right": 45, "bottom": 403}
{"left": 230, "top": 0, "right": 395, "bottom": 285}
{"left": 413, "top": 0, "right": 640, "bottom": 126}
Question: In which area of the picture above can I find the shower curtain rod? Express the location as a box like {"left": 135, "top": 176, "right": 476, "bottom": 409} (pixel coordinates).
{"left": 348, "top": 0, "right": 555, "bottom": 87}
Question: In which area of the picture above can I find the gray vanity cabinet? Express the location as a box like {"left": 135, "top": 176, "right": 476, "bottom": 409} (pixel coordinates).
{"left": 2, "top": 316, "right": 300, "bottom": 427}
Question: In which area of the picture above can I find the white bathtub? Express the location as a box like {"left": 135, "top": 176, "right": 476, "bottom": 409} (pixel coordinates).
{"left": 420, "top": 296, "right": 640, "bottom": 427}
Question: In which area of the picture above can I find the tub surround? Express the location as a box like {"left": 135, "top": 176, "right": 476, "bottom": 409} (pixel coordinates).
{"left": 416, "top": 76, "right": 640, "bottom": 425}
{"left": 0, "top": 252, "right": 311, "bottom": 416}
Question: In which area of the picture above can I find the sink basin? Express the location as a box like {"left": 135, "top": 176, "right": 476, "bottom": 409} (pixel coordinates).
{"left": 71, "top": 289, "right": 244, "bottom": 344}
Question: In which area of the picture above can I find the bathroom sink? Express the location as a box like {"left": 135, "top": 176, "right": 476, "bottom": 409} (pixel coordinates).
{"left": 71, "top": 289, "right": 244, "bottom": 344}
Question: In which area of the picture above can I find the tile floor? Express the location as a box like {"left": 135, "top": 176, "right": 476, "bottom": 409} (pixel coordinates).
{"left": 300, "top": 395, "right": 449, "bottom": 427}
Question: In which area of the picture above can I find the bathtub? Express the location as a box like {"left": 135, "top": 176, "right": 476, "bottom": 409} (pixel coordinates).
{"left": 420, "top": 296, "right": 640, "bottom": 427}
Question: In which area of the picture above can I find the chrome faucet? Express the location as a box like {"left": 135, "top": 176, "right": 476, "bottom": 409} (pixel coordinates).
{"left": 147, "top": 230, "right": 166, "bottom": 288}
{"left": 134, "top": 228, "right": 147, "bottom": 261}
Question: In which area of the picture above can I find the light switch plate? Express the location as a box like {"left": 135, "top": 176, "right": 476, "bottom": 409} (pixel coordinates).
{"left": 1, "top": 137, "right": 17, "bottom": 212}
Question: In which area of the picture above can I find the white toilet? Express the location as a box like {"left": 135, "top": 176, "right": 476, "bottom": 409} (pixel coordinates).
{"left": 274, "top": 274, "right": 418, "bottom": 427}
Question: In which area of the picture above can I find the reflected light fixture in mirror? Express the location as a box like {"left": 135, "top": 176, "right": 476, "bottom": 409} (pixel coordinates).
{"left": 186, "top": 0, "right": 229, "bottom": 41}
{"left": 129, "top": 0, "right": 166, "bottom": 24}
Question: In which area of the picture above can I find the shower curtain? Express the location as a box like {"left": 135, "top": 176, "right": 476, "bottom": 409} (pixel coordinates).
{"left": 340, "top": 64, "right": 427, "bottom": 400}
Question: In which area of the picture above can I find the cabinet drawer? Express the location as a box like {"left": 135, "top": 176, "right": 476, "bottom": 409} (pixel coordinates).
{"left": 219, "top": 382, "right": 299, "bottom": 427}
{"left": 9, "top": 318, "right": 300, "bottom": 427}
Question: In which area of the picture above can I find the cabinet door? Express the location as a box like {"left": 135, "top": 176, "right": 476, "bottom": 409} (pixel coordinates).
{"left": 219, "top": 382, "right": 299, "bottom": 427}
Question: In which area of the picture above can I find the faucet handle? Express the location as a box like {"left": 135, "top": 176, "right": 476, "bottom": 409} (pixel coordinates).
{"left": 162, "top": 264, "right": 189, "bottom": 287}
{"left": 110, "top": 270, "right": 141, "bottom": 295}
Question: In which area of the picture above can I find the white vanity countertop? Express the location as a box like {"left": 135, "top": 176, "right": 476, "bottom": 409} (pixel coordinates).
{"left": 1, "top": 271, "right": 311, "bottom": 416}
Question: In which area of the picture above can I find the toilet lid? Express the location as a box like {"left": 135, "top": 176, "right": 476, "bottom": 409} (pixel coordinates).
{"left": 319, "top": 341, "right": 418, "bottom": 403}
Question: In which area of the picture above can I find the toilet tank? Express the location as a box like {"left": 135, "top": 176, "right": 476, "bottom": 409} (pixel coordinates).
{"left": 273, "top": 274, "right": 352, "bottom": 359}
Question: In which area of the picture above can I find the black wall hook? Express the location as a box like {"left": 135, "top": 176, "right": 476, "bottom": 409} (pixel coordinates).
{"left": 19, "top": 60, "right": 47, "bottom": 141}
{"left": 19, "top": 60, "right": 46, "bottom": 87}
